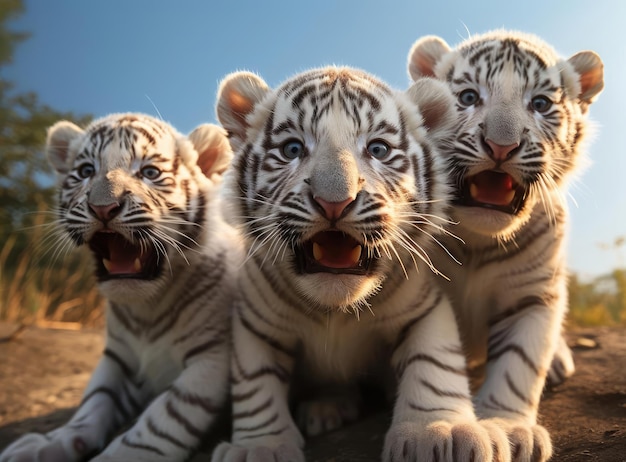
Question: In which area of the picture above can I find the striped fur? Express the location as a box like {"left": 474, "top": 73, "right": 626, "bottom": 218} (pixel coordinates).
{"left": 0, "top": 114, "right": 239, "bottom": 462}
{"left": 212, "top": 67, "right": 511, "bottom": 462}
{"left": 408, "top": 30, "right": 604, "bottom": 460}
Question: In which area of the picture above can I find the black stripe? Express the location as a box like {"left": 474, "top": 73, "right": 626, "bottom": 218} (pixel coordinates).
{"left": 409, "top": 403, "right": 460, "bottom": 413}
{"left": 122, "top": 435, "right": 165, "bottom": 455}
{"left": 420, "top": 380, "right": 470, "bottom": 400}
{"left": 237, "top": 425, "right": 289, "bottom": 441}
{"left": 183, "top": 338, "right": 223, "bottom": 365}
{"left": 488, "top": 295, "right": 546, "bottom": 328}
{"left": 232, "top": 385, "right": 261, "bottom": 402}
{"left": 238, "top": 309, "right": 295, "bottom": 357}
{"left": 165, "top": 400, "right": 204, "bottom": 438}
{"left": 399, "top": 353, "right": 466, "bottom": 379}
{"left": 80, "top": 387, "right": 132, "bottom": 422}
{"left": 392, "top": 291, "right": 441, "bottom": 353}
{"left": 233, "top": 412, "right": 279, "bottom": 433}
{"left": 505, "top": 371, "right": 534, "bottom": 406}
{"left": 483, "top": 393, "right": 527, "bottom": 417}
{"left": 170, "top": 385, "right": 220, "bottom": 415}
{"left": 104, "top": 348, "right": 134, "bottom": 379}
{"left": 232, "top": 396, "right": 273, "bottom": 420}
{"left": 146, "top": 416, "right": 189, "bottom": 450}
{"left": 232, "top": 349, "right": 290, "bottom": 383}
{"left": 488, "top": 344, "right": 541, "bottom": 375}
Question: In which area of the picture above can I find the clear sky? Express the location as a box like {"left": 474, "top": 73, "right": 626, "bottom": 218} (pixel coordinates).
{"left": 6, "top": 0, "right": 625, "bottom": 278}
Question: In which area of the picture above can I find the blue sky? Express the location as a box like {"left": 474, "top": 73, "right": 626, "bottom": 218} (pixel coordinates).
{"left": 6, "top": 0, "right": 625, "bottom": 277}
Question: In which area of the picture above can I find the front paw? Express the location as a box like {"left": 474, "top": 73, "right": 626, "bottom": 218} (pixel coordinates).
{"left": 0, "top": 432, "right": 91, "bottom": 462}
{"left": 383, "top": 420, "right": 505, "bottom": 462}
{"left": 210, "top": 441, "right": 304, "bottom": 462}
{"left": 481, "top": 418, "right": 552, "bottom": 462}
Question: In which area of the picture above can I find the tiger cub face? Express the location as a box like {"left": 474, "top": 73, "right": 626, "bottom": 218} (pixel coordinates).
{"left": 217, "top": 67, "right": 455, "bottom": 311}
{"left": 46, "top": 113, "right": 231, "bottom": 302}
{"left": 408, "top": 30, "right": 604, "bottom": 238}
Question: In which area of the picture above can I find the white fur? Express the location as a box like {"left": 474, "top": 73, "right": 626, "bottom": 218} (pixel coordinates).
{"left": 408, "top": 30, "right": 604, "bottom": 462}
{"left": 0, "top": 113, "right": 240, "bottom": 462}
{"left": 212, "top": 67, "right": 510, "bottom": 462}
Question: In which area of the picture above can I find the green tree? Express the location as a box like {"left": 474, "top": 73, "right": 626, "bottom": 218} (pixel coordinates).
{"left": 568, "top": 244, "right": 626, "bottom": 327}
{"left": 0, "top": 0, "right": 99, "bottom": 324}
{"left": 0, "top": 0, "right": 90, "bottom": 240}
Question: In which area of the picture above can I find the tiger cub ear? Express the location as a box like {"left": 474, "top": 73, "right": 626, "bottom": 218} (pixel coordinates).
{"left": 216, "top": 71, "right": 270, "bottom": 150}
{"left": 567, "top": 51, "right": 604, "bottom": 104}
{"left": 46, "top": 120, "right": 84, "bottom": 175}
{"left": 188, "top": 123, "right": 233, "bottom": 178}
{"left": 407, "top": 35, "right": 451, "bottom": 81}
{"left": 405, "top": 77, "right": 457, "bottom": 135}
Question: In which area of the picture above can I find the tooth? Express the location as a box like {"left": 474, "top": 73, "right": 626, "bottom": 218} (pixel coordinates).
{"left": 134, "top": 258, "right": 142, "bottom": 272}
{"left": 505, "top": 190, "right": 516, "bottom": 204}
{"left": 350, "top": 245, "right": 362, "bottom": 263}
{"left": 470, "top": 183, "right": 479, "bottom": 199}
{"left": 103, "top": 259, "right": 112, "bottom": 272}
{"left": 312, "top": 242, "right": 323, "bottom": 261}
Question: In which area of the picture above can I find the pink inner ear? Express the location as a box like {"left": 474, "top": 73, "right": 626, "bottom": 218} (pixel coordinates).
{"left": 580, "top": 67, "right": 603, "bottom": 97}
{"left": 416, "top": 54, "right": 438, "bottom": 77}
{"left": 228, "top": 91, "right": 254, "bottom": 123}
{"left": 197, "top": 146, "right": 219, "bottom": 177}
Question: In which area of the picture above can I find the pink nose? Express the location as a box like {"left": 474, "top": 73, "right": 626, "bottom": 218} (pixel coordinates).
{"left": 485, "top": 139, "right": 519, "bottom": 161}
{"left": 314, "top": 196, "right": 354, "bottom": 220}
{"left": 88, "top": 202, "right": 121, "bottom": 222}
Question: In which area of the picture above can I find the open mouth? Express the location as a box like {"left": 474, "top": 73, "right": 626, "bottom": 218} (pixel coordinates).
{"left": 88, "top": 232, "right": 160, "bottom": 281}
{"left": 455, "top": 170, "right": 528, "bottom": 215}
{"left": 295, "top": 231, "right": 373, "bottom": 275}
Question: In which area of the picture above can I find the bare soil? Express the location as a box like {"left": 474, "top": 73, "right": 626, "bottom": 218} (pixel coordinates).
{"left": 0, "top": 323, "right": 624, "bottom": 461}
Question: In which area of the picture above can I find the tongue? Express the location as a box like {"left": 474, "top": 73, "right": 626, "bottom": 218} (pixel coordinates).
{"left": 470, "top": 171, "right": 516, "bottom": 206}
{"left": 103, "top": 257, "right": 141, "bottom": 275}
{"left": 311, "top": 232, "right": 362, "bottom": 269}
{"left": 104, "top": 235, "right": 143, "bottom": 275}
{"left": 312, "top": 242, "right": 362, "bottom": 269}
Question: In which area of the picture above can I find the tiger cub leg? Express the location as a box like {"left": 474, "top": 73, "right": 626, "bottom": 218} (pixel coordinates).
{"left": 476, "top": 303, "right": 561, "bottom": 462}
{"left": 211, "top": 303, "right": 304, "bottom": 462}
{"left": 0, "top": 354, "right": 140, "bottom": 462}
{"left": 383, "top": 296, "right": 510, "bottom": 462}
{"left": 546, "top": 334, "right": 575, "bottom": 388}
{"left": 92, "top": 356, "right": 228, "bottom": 461}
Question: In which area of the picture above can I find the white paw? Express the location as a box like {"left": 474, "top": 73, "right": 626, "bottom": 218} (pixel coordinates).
{"left": 546, "top": 336, "right": 575, "bottom": 388}
{"left": 0, "top": 432, "right": 90, "bottom": 462}
{"left": 383, "top": 420, "right": 495, "bottom": 462}
{"left": 296, "top": 397, "right": 360, "bottom": 437}
{"left": 210, "top": 441, "right": 304, "bottom": 462}
{"left": 481, "top": 418, "right": 552, "bottom": 462}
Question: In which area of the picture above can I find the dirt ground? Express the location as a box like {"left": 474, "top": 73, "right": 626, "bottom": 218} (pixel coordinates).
{"left": 0, "top": 322, "right": 624, "bottom": 461}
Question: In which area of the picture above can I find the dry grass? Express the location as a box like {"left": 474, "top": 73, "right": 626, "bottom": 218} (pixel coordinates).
{"left": 0, "top": 210, "right": 104, "bottom": 328}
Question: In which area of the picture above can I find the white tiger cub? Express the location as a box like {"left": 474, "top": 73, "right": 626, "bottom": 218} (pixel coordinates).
{"left": 407, "top": 30, "right": 604, "bottom": 460}
{"left": 0, "top": 113, "right": 239, "bottom": 462}
{"left": 211, "top": 67, "right": 511, "bottom": 462}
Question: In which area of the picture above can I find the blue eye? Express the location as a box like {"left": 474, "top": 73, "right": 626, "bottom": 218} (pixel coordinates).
{"left": 458, "top": 89, "right": 480, "bottom": 107}
{"left": 281, "top": 140, "right": 304, "bottom": 160}
{"left": 530, "top": 95, "right": 552, "bottom": 113}
{"left": 77, "top": 163, "right": 95, "bottom": 178}
{"left": 367, "top": 140, "right": 390, "bottom": 159}
{"left": 141, "top": 166, "right": 161, "bottom": 180}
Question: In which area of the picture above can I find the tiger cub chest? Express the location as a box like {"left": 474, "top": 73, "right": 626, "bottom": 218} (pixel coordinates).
{"left": 121, "top": 334, "right": 185, "bottom": 396}
{"left": 299, "top": 315, "right": 389, "bottom": 382}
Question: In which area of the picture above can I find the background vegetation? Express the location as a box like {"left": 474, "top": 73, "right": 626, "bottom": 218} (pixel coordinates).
{"left": 0, "top": 0, "right": 102, "bottom": 327}
{"left": 0, "top": 1, "right": 623, "bottom": 329}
